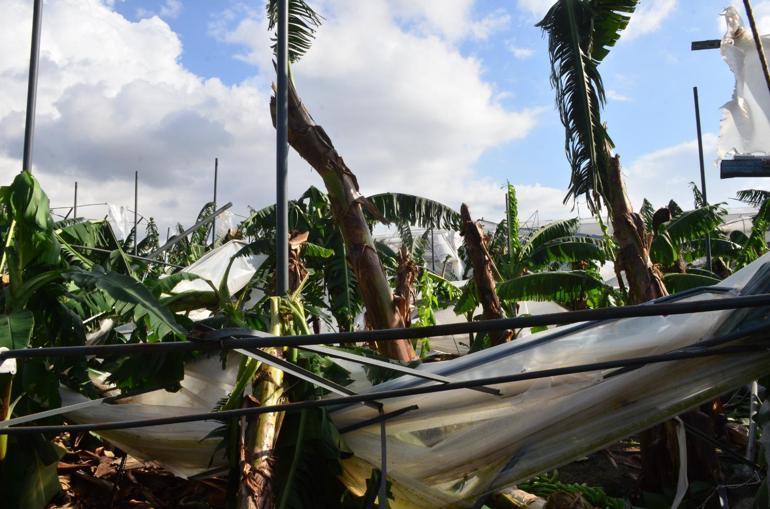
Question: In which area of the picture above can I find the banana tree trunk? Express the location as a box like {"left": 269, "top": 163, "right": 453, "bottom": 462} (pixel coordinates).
{"left": 238, "top": 298, "right": 286, "bottom": 509}
{"left": 602, "top": 154, "right": 718, "bottom": 496}
{"left": 271, "top": 80, "right": 416, "bottom": 362}
{"left": 603, "top": 154, "right": 667, "bottom": 304}
{"left": 394, "top": 246, "right": 419, "bottom": 329}
{"left": 460, "top": 204, "right": 512, "bottom": 346}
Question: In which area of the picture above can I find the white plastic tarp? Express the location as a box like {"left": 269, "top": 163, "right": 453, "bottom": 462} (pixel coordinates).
{"left": 61, "top": 253, "right": 770, "bottom": 507}
{"left": 171, "top": 239, "right": 266, "bottom": 296}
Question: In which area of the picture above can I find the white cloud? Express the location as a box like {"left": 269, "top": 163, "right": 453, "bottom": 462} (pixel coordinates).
{"left": 516, "top": 0, "right": 555, "bottom": 19}
{"left": 0, "top": 0, "right": 543, "bottom": 234}
{"left": 137, "top": 0, "right": 183, "bottom": 20}
{"left": 623, "top": 0, "right": 677, "bottom": 41}
{"left": 606, "top": 89, "right": 631, "bottom": 102}
{"left": 509, "top": 46, "right": 535, "bottom": 60}
{"left": 623, "top": 134, "right": 767, "bottom": 212}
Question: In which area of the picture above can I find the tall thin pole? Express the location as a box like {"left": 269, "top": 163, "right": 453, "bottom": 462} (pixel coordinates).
{"left": 73, "top": 182, "right": 78, "bottom": 219}
{"left": 22, "top": 0, "right": 43, "bottom": 173}
{"left": 693, "top": 87, "right": 712, "bottom": 271}
{"left": 212, "top": 157, "right": 218, "bottom": 246}
{"left": 275, "top": 0, "right": 290, "bottom": 296}
{"left": 743, "top": 0, "right": 770, "bottom": 97}
{"left": 133, "top": 171, "right": 138, "bottom": 256}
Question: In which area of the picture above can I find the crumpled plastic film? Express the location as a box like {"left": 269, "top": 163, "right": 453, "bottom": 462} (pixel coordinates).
{"left": 57, "top": 253, "right": 770, "bottom": 508}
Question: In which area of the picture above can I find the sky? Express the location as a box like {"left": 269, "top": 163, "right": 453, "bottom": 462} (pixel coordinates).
{"left": 1, "top": 0, "right": 770, "bottom": 237}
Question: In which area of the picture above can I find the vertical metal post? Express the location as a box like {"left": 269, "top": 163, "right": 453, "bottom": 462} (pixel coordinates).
{"left": 378, "top": 406, "right": 388, "bottom": 509}
{"left": 212, "top": 157, "right": 218, "bottom": 246}
{"left": 73, "top": 182, "right": 78, "bottom": 219}
{"left": 275, "top": 0, "right": 290, "bottom": 296}
{"left": 743, "top": 0, "right": 770, "bottom": 97}
{"left": 22, "top": 0, "right": 43, "bottom": 173}
{"left": 134, "top": 171, "right": 138, "bottom": 255}
{"left": 505, "top": 190, "right": 512, "bottom": 261}
{"left": 693, "top": 87, "right": 712, "bottom": 271}
{"left": 430, "top": 228, "right": 436, "bottom": 271}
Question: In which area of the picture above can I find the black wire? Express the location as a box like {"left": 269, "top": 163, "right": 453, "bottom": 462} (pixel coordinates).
{"left": 1, "top": 343, "right": 766, "bottom": 435}
{"left": 2, "top": 292, "right": 770, "bottom": 363}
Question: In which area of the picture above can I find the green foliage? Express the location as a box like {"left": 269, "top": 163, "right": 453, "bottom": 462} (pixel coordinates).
{"left": 528, "top": 235, "right": 612, "bottom": 267}
{"left": 538, "top": 0, "right": 637, "bottom": 212}
{"left": 737, "top": 188, "right": 770, "bottom": 207}
{"left": 0, "top": 311, "right": 34, "bottom": 350}
{"left": 498, "top": 271, "right": 613, "bottom": 308}
{"left": 519, "top": 471, "right": 626, "bottom": 509}
{"left": 266, "top": 0, "right": 323, "bottom": 63}
{"left": 66, "top": 266, "right": 185, "bottom": 339}
{"left": 366, "top": 193, "right": 461, "bottom": 231}
{"left": 650, "top": 204, "right": 726, "bottom": 266}
{"left": 662, "top": 273, "right": 720, "bottom": 294}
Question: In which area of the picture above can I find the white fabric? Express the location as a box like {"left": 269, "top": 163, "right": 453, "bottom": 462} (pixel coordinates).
{"left": 0, "top": 348, "right": 16, "bottom": 375}
{"left": 107, "top": 204, "right": 130, "bottom": 240}
{"left": 171, "top": 240, "right": 266, "bottom": 296}
{"left": 671, "top": 417, "right": 688, "bottom": 509}
{"left": 719, "top": 7, "right": 770, "bottom": 158}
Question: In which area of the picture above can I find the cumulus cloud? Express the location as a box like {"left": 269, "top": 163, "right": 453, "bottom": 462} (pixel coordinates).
{"left": 515, "top": 0, "right": 555, "bottom": 19}
{"left": 137, "top": 0, "right": 183, "bottom": 20}
{"left": 622, "top": 0, "right": 677, "bottom": 41}
{"left": 509, "top": 46, "right": 535, "bottom": 59}
{"left": 0, "top": 0, "right": 545, "bottom": 234}
{"left": 622, "top": 133, "right": 766, "bottom": 212}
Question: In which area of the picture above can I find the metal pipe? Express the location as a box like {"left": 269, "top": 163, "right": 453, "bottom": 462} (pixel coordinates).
{"left": 133, "top": 171, "right": 138, "bottom": 255}
{"left": 693, "top": 87, "right": 712, "bottom": 270}
{"left": 68, "top": 244, "right": 185, "bottom": 269}
{"left": 73, "top": 181, "right": 78, "bottom": 219}
{"left": 146, "top": 202, "right": 232, "bottom": 260}
{"left": 2, "top": 292, "right": 770, "bottom": 361}
{"left": 743, "top": 0, "right": 770, "bottom": 98}
{"left": 275, "top": 0, "right": 290, "bottom": 296}
{"left": 212, "top": 157, "right": 218, "bottom": 246}
{"left": 746, "top": 380, "right": 760, "bottom": 461}
{"left": 22, "top": 0, "right": 43, "bottom": 173}
{"left": 1, "top": 343, "right": 767, "bottom": 435}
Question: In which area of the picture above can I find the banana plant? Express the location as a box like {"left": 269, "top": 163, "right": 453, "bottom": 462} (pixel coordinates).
{"left": 0, "top": 172, "right": 189, "bottom": 507}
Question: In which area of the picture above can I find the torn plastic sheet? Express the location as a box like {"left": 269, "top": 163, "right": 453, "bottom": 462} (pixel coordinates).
{"left": 719, "top": 6, "right": 770, "bottom": 158}
{"left": 170, "top": 239, "right": 266, "bottom": 296}
{"left": 60, "top": 253, "right": 770, "bottom": 507}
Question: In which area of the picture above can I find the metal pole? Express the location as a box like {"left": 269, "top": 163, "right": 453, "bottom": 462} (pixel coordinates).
{"left": 212, "top": 157, "right": 218, "bottom": 246}
{"left": 431, "top": 228, "right": 436, "bottom": 271}
{"left": 693, "top": 87, "right": 712, "bottom": 270}
{"left": 743, "top": 0, "right": 770, "bottom": 97}
{"left": 22, "top": 0, "right": 43, "bottom": 173}
{"left": 73, "top": 182, "right": 78, "bottom": 219}
{"left": 133, "top": 171, "right": 138, "bottom": 255}
{"left": 275, "top": 0, "right": 289, "bottom": 296}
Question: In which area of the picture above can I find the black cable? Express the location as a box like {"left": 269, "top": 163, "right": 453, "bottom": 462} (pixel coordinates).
{"left": 1, "top": 343, "right": 766, "bottom": 435}
{"left": 2, "top": 292, "right": 770, "bottom": 363}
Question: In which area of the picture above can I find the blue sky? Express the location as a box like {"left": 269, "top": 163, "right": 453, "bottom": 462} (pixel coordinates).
{"left": 1, "top": 0, "right": 768, "bottom": 232}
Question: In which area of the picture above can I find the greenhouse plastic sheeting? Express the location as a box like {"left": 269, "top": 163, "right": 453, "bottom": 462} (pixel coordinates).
{"left": 719, "top": 7, "right": 770, "bottom": 158}
{"left": 62, "top": 254, "right": 770, "bottom": 507}
{"left": 170, "top": 239, "right": 266, "bottom": 296}
{"left": 332, "top": 254, "right": 770, "bottom": 507}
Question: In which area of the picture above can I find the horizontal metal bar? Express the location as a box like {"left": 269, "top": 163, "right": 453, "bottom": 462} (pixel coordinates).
{"left": 0, "top": 343, "right": 766, "bottom": 435}
{"left": 3, "top": 292, "right": 770, "bottom": 363}
{"left": 299, "top": 344, "right": 501, "bottom": 396}
{"left": 68, "top": 244, "right": 185, "bottom": 268}
{"left": 691, "top": 39, "right": 721, "bottom": 51}
{"left": 721, "top": 157, "right": 770, "bottom": 178}
{"left": 147, "top": 202, "right": 232, "bottom": 260}
{"left": 338, "top": 404, "right": 419, "bottom": 434}
{"left": 236, "top": 348, "right": 357, "bottom": 397}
